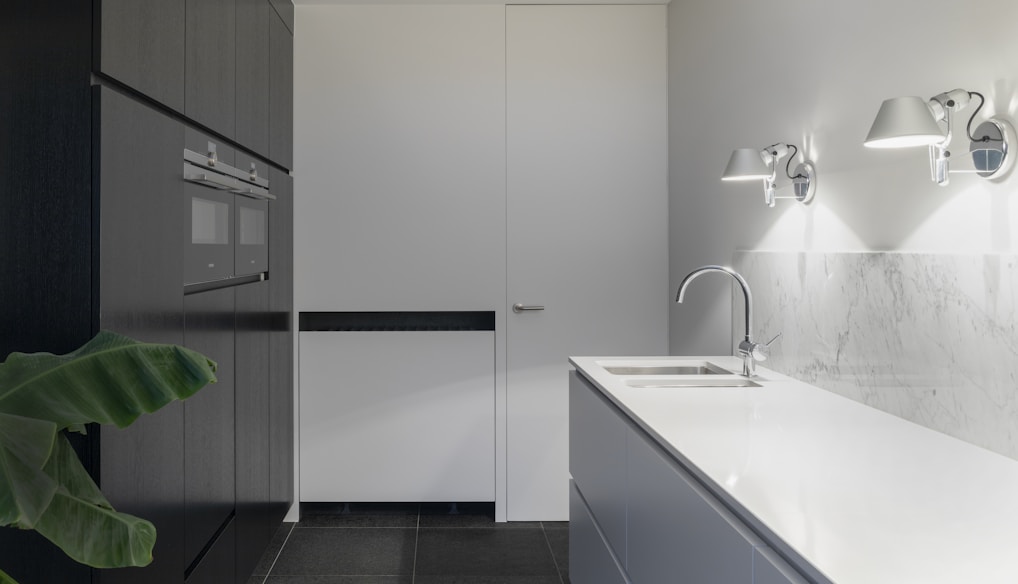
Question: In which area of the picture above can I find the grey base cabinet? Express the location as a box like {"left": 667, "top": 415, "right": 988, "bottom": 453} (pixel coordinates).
{"left": 568, "top": 371, "right": 808, "bottom": 584}
{"left": 569, "top": 482, "right": 628, "bottom": 584}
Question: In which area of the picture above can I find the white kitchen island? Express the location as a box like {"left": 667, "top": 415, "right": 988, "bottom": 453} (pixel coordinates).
{"left": 569, "top": 356, "right": 1018, "bottom": 584}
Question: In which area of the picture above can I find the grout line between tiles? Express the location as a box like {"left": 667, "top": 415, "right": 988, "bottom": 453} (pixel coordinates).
{"left": 262, "top": 522, "right": 297, "bottom": 581}
{"left": 541, "top": 522, "right": 567, "bottom": 584}
{"left": 411, "top": 508, "right": 421, "bottom": 583}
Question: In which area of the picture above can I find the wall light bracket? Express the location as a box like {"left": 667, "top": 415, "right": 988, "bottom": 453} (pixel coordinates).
{"left": 865, "top": 89, "right": 1014, "bottom": 186}
{"left": 722, "top": 143, "right": 816, "bottom": 207}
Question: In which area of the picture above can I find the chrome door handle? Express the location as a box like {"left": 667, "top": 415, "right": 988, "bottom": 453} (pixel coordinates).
{"left": 512, "top": 303, "right": 545, "bottom": 313}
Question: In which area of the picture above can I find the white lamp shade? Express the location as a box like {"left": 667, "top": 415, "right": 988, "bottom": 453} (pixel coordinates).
{"left": 721, "top": 148, "right": 770, "bottom": 181}
{"left": 864, "top": 96, "right": 945, "bottom": 148}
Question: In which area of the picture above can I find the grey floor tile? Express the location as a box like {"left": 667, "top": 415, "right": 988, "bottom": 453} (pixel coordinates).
{"left": 543, "top": 524, "right": 569, "bottom": 583}
{"left": 254, "top": 522, "right": 297, "bottom": 575}
{"left": 266, "top": 577, "right": 412, "bottom": 584}
{"left": 300, "top": 503, "right": 420, "bottom": 528}
{"left": 269, "top": 527, "right": 416, "bottom": 576}
{"left": 414, "top": 528, "right": 560, "bottom": 580}
{"left": 413, "top": 576, "right": 563, "bottom": 584}
{"left": 419, "top": 503, "right": 538, "bottom": 529}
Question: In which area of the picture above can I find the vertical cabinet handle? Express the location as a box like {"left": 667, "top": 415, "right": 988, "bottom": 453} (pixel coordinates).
{"left": 512, "top": 303, "right": 545, "bottom": 313}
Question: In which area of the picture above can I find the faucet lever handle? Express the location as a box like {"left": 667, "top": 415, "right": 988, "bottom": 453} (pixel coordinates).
{"left": 751, "top": 332, "right": 782, "bottom": 362}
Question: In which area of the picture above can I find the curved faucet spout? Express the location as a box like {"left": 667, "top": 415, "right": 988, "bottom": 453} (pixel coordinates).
{"left": 676, "top": 265, "right": 753, "bottom": 344}
{"left": 676, "top": 265, "right": 761, "bottom": 377}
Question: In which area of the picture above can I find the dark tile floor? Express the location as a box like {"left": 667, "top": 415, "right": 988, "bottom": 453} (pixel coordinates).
{"left": 248, "top": 503, "right": 569, "bottom": 584}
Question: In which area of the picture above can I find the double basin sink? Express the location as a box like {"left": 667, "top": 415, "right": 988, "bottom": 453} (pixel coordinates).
{"left": 598, "top": 359, "right": 761, "bottom": 388}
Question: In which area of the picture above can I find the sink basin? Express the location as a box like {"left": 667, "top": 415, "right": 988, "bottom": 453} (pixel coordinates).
{"left": 625, "top": 377, "right": 761, "bottom": 389}
{"left": 602, "top": 360, "right": 732, "bottom": 376}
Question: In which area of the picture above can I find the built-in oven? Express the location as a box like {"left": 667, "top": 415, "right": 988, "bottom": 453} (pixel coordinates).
{"left": 183, "top": 145, "right": 274, "bottom": 285}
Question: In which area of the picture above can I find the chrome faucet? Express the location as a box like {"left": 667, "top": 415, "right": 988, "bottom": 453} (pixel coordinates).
{"left": 675, "top": 265, "right": 778, "bottom": 377}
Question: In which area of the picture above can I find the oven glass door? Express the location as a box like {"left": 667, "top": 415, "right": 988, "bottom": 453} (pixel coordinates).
{"left": 186, "top": 187, "right": 234, "bottom": 284}
{"left": 235, "top": 195, "right": 268, "bottom": 276}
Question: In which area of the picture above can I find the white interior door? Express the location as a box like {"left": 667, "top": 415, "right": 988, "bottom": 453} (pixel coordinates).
{"left": 505, "top": 5, "right": 669, "bottom": 520}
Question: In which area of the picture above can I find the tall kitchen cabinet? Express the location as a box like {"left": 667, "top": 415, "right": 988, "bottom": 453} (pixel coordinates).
{"left": 0, "top": 1, "right": 294, "bottom": 583}
{"left": 294, "top": 4, "right": 667, "bottom": 521}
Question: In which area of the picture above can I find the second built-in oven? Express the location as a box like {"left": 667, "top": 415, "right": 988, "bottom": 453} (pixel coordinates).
{"left": 183, "top": 146, "right": 274, "bottom": 285}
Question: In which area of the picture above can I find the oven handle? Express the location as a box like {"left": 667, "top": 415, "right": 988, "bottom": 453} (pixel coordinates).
{"left": 183, "top": 168, "right": 240, "bottom": 191}
{"left": 231, "top": 186, "right": 277, "bottom": 200}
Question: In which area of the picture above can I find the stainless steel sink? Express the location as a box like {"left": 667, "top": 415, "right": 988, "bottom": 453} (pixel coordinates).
{"left": 625, "top": 377, "right": 761, "bottom": 389}
{"left": 603, "top": 361, "right": 732, "bottom": 376}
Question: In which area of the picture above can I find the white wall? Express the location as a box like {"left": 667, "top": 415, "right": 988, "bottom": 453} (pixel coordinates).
{"left": 294, "top": 4, "right": 506, "bottom": 312}
{"left": 668, "top": 0, "right": 1018, "bottom": 354}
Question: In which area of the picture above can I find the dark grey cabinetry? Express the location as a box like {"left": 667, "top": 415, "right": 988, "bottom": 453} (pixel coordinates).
{"left": 95, "top": 86, "right": 188, "bottom": 584}
{"left": 1, "top": 1, "right": 293, "bottom": 582}
{"left": 268, "top": 169, "right": 295, "bottom": 517}
{"left": 186, "top": 521, "right": 237, "bottom": 584}
{"left": 235, "top": 281, "right": 273, "bottom": 582}
{"left": 183, "top": 288, "right": 237, "bottom": 571}
{"left": 96, "top": 0, "right": 186, "bottom": 113}
{"left": 236, "top": 0, "right": 272, "bottom": 158}
{"left": 269, "top": 12, "right": 294, "bottom": 170}
{"left": 185, "top": 0, "right": 237, "bottom": 138}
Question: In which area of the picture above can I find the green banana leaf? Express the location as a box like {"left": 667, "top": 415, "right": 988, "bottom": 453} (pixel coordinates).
{"left": 33, "top": 434, "right": 156, "bottom": 568}
{"left": 0, "top": 330, "right": 217, "bottom": 579}
{"left": 0, "top": 331, "right": 217, "bottom": 431}
{"left": 0, "top": 567, "right": 17, "bottom": 584}
{"left": 0, "top": 413, "right": 58, "bottom": 528}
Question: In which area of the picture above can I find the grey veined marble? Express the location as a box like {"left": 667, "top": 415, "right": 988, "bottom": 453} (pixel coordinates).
{"left": 732, "top": 251, "right": 1018, "bottom": 461}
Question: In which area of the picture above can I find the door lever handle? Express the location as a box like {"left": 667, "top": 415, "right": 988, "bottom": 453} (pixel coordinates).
{"left": 512, "top": 303, "right": 545, "bottom": 313}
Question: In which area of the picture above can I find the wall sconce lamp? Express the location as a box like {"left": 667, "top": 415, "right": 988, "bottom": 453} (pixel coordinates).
{"left": 864, "top": 89, "right": 1015, "bottom": 186}
{"left": 721, "top": 143, "right": 816, "bottom": 207}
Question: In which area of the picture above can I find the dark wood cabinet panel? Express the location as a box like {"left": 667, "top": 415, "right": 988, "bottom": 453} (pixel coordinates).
{"left": 235, "top": 281, "right": 274, "bottom": 581}
{"left": 268, "top": 0, "right": 294, "bottom": 34}
{"left": 268, "top": 12, "right": 293, "bottom": 170}
{"left": 1, "top": 1, "right": 92, "bottom": 359}
{"left": 236, "top": 0, "right": 271, "bottom": 158}
{"left": 3, "top": 2, "right": 293, "bottom": 580}
{"left": 185, "top": 520, "right": 237, "bottom": 584}
{"left": 95, "top": 85, "right": 187, "bottom": 584}
{"left": 268, "top": 168, "right": 294, "bottom": 518}
{"left": 183, "top": 288, "right": 237, "bottom": 569}
{"left": 186, "top": 0, "right": 238, "bottom": 138}
{"left": 96, "top": 0, "right": 186, "bottom": 113}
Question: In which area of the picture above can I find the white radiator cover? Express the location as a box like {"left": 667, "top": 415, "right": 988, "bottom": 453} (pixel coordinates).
{"left": 299, "top": 330, "right": 495, "bottom": 502}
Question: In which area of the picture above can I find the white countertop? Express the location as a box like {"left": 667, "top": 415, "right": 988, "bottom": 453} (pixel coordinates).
{"left": 569, "top": 355, "right": 1018, "bottom": 584}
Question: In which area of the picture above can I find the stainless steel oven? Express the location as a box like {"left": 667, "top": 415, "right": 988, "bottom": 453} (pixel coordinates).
{"left": 183, "top": 146, "right": 274, "bottom": 285}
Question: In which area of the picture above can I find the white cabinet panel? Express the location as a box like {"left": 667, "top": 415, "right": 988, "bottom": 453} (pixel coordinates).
{"left": 569, "top": 371, "right": 628, "bottom": 563}
{"left": 299, "top": 331, "right": 495, "bottom": 501}
{"left": 505, "top": 3, "right": 668, "bottom": 521}
{"left": 570, "top": 481, "right": 629, "bottom": 584}
{"left": 627, "top": 426, "right": 759, "bottom": 584}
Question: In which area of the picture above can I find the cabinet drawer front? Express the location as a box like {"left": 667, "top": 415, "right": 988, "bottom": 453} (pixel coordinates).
{"left": 570, "top": 482, "right": 629, "bottom": 584}
{"left": 754, "top": 547, "right": 810, "bottom": 584}
{"left": 570, "top": 371, "right": 629, "bottom": 563}
{"left": 627, "top": 427, "right": 759, "bottom": 584}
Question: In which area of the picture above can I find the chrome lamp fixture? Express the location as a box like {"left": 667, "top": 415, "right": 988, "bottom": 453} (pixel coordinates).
{"left": 864, "top": 89, "right": 1015, "bottom": 186}
{"left": 721, "top": 143, "right": 816, "bottom": 207}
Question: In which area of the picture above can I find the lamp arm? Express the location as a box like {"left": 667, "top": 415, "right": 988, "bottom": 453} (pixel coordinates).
{"left": 966, "top": 91, "right": 986, "bottom": 142}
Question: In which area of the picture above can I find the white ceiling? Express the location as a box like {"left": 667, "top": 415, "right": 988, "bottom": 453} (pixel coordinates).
{"left": 293, "top": 0, "right": 670, "bottom": 5}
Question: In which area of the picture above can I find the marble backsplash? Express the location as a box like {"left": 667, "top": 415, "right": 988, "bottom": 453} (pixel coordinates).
{"left": 732, "top": 251, "right": 1018, "bottom": 461}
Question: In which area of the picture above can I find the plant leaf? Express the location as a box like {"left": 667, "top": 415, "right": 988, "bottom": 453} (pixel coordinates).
{"left": 0, "top": 330, "right": 216, "bottom": 430}
{"left": 32, "top": 434, "right": 155, "bottom": 568}
{"left": 0, "top": 412, "right": 58, "bottom": 528}
{"left": 0, "top": 566, "right": 19, "bottom": 584}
